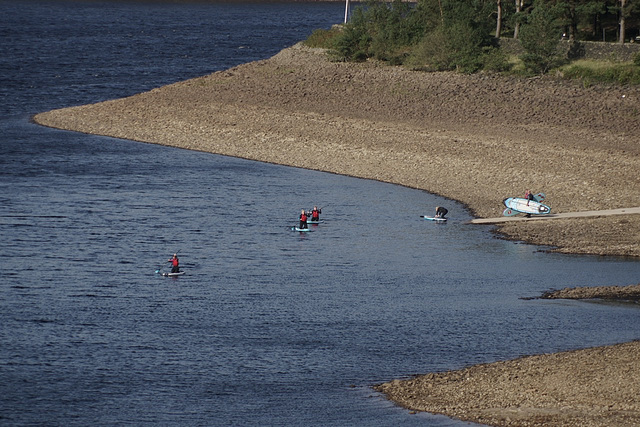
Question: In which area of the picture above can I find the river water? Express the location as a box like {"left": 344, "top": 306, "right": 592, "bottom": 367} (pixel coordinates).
{"left": 1, "top": 1, "right": 639, "bottom": 425}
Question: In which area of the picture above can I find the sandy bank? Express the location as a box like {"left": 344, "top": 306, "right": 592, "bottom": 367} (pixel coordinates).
{"left": 542, "top": 283, "right": 640, "bottom": 301}
{"left": 376, "top": 340, "right": 640, "bottom": 426}
{"left": 33, "top": 43, "right": 640, "bottom": 257}
{"left": 373, "top": 285, "right": 640, "bottom": 426}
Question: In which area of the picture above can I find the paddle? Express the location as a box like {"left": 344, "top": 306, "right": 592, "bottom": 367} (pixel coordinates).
{"left": 306, "top": 205, "right": 325, "bottom": 212}
{"left": 307, "top": 205, "right": 324, "bottom": 222}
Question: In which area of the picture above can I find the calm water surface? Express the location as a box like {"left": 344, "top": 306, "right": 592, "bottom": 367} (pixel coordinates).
{"left": 1, "top": 2, "right": 639, "bottom": 426}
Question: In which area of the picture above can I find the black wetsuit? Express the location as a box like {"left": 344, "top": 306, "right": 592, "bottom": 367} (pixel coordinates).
{"left": 435, "top": 207, "right": 448, "bottom": 218}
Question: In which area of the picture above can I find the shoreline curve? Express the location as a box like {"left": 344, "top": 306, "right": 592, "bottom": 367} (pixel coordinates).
{"left": 33, "top": 43, "right": 640, "bottom": 257}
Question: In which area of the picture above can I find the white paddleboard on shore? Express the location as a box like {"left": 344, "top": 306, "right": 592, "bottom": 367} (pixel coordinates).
{"left": 503, "top": 197, "right": 551, "bottom": 216}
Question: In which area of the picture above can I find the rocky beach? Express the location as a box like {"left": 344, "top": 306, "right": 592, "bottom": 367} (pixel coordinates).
{"left": 375, "top": 340, "right": 640, "bottom": 426}
{"left": 34, "top": 43, "right": 640, "bottom": 425}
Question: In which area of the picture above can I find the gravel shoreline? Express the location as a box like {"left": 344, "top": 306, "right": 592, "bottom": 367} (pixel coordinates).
{"left": 33, "top": 43, "right": 640, "bottom": 425}
{"left": 375, "top": 340, "right": 640, "bottom": 426}
{"left": 541, "top": 283, "right": 640, "bottom": 302}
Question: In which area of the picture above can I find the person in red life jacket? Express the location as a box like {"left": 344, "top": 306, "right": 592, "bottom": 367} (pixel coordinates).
{"left": 299, "top": 209, "right": 308, "bottom": 229}
{"left": 310, "top": 206, "right": 321, "bottom": 222}
{"left": 168, "top": 253, "right": 180, "bottom": 273}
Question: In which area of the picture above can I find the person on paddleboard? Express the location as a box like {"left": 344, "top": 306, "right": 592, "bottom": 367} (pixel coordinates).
{"left": 168, "top": 253, "right": 180, "bottom": 273}
{"left": 299, "top": 209, "right": 308, "bottom": 229}
{"left": 310, "top": 206, "right": 321, "bottom": 221}
{"left": 435, "top": 206, "right": 448, "bottom": 218}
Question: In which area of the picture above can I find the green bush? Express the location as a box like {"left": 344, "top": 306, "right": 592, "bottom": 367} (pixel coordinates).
{"left": 519, "top": 2, "right": 563, "bottom": 74}
{"left": 443, "top": 0, "right": 496, "bottom": 73}
{"left": 329, "top": 0, "right": 428, "bottom": 64}
{"left": 405, "top": 28, "right": 453, "bottom": 71}
{"left": 329, "top": 7, "right": 372, "bottom": 61}
{"left": 405, "top": 0, "right": 496, "bottom": 73}
{"left": 442, "top": 21, "right": 486, "bottom": 73}
{"left": 304, "top": 28, "right": 342, "bottom": 49}
{"left": 481, "top": 47, "right": 513, "bottom": 72}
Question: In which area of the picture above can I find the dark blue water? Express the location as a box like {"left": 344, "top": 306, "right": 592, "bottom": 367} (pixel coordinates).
{"left": 1, "top": 1, "right": 639, "bottom": 426}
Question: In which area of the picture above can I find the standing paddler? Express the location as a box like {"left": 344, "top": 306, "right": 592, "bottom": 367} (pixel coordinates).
{"left": 299, "top": 209, "right": 308, "bottom": 230}
{"left": 168, "top": 253, "right": 180, "bottom": 273}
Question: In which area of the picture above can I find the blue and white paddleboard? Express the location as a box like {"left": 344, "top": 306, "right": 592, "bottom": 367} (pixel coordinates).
{"left": 291, "top": 226, "right": 313, "bottom": 232}
{"left": 421, "top": 215, "right": 447, "bottom": 222}
{"left": 308, "top": 220, "right": 324, "bottom": 224}
{"left": 162, "top": 271, "right": 185, "bottom": 277}
{"left": 503, "top": 197, "right": 551, "bottom": 216}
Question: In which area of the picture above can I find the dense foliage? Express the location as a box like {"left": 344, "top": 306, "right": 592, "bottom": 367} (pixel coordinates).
{"left": 519, "top": 2, "right": 564, "bottom": 73}
{"left": 304, "top": 0, "right": 640, "bottom": 79}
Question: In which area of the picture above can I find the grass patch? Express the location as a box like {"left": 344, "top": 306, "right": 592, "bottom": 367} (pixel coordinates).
{"left": 560, "top": 59, "right": 640, "bottom": 85}
{"left": 507, "top": 55, "right": 526, "bottom": 73}
{"left": 303, "top": 27, "right": 343, "bottom": 49}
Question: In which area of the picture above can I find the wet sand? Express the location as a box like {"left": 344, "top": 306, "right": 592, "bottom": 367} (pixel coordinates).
{"left": 33, "top": 43, "right": 640, "bottom": 426}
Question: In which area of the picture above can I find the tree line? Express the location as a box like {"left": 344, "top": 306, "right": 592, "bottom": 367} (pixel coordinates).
{"left": 498, "top": 0, "right": 637, "bottom": 43}
{"left": 308, "top": 0, "right": 640, "bottom": 75}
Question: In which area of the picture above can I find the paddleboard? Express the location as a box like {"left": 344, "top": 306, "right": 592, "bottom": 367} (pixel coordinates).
{"left": 421, "top": 215, "right": 447, "bottom": 222}
{"left": 308, "top": 220, "right": 324, "bottom": 224}
{"left": 503, "top": 197, "right": 551, "bottom": 215}
{"left": 162, "top": 271, "right": 185, "bottom": 277}
{"left": 291, "top": 226, "right": 313, "bottom": 232}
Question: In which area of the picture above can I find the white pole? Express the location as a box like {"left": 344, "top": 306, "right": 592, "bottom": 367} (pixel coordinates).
{"left": 344, "top": 0, "right": 350, "bottom": 24}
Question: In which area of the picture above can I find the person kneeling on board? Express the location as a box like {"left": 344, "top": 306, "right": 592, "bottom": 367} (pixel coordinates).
{"left": 435, "top": 206, "right": 448, "bottom": 218}
{"left": 168, "top": 253, "right": 180, "bottom": 273}
{"left": 299, "top": 209, "right": 308, "bottom": 229}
